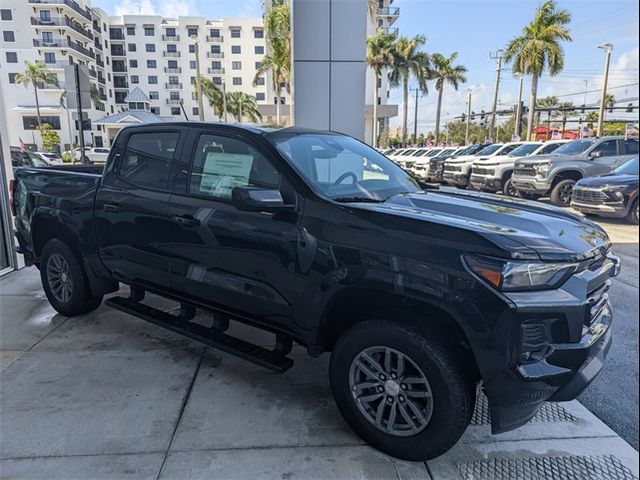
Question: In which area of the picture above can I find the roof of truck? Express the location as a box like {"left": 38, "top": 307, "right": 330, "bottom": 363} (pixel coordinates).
{"left": 120, "top": 122, "right": 337, "bottom": 137}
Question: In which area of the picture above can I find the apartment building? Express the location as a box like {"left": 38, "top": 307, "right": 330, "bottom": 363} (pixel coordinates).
{"left": 0, "top": 0, "right": 115, "bottom": 149}
{"left": 0, "top": 1, "right": 288, "bottom": 151}
{"left": 364, "top": 0, "right": 400, "bottom": 145}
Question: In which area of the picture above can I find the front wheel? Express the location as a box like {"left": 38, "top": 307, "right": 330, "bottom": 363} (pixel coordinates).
{"left": 40, "top": 239, "right": 103, "bottom": 317}
{"left": 628, "top": 198, "right": 639, "bottom": 224}
{"left": 329, "top": 320, "right": 474, "bottom": 461}
{"left": 502, "top": 177, "right": 519, "bottom": 197}
{"left": 550, "top": 179, "right": 577, "bottom": 206}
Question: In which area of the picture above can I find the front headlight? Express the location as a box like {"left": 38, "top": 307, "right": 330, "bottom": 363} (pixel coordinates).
{"left": 464, "top": 255, "right": 578, "bottom": 291}
{"left": 533, "top": 161, "right": 551, "bottom": 176}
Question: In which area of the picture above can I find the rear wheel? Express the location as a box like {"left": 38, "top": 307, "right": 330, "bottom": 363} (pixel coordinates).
{"left": 550, "top": 179, "right": 577, "bottom": 207}
{"left": 627, "top": 198, "right": 639, "bottom": 224}
{"left": 40, "top": 239, "right": 103, "bottom": 317}
{"left": 330, "top": 320, "right": 474, "bottom": 461}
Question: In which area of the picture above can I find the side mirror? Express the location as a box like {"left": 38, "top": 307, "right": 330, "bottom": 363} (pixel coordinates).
{"left": 231, "top": 186, "right": 295, "bottom": 212}
{"left": 589, "top": 150, "right": 603, "bottom": 159}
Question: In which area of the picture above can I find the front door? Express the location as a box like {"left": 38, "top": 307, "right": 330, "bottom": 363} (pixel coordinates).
{"left": 95, "top": 127, "right": 185, "bottom": 290}
{"left": 167, "top": 129, "right": 300, "bottom": 329}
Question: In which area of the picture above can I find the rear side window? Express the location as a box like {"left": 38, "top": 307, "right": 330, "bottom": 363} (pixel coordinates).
{"left": 188, "top": 134, "right": 281, "bottom": 200}
{"left": 119, "top": 132, "right": 180, "bottom": 190}
{"left": 592, "top": 140, "right": 618, "bottom": 157}
{"left": 624, "top": 139, "right": 638, "bottom": 155}
{"left": 539, "top": 143, "right": 562, "bottom": 154}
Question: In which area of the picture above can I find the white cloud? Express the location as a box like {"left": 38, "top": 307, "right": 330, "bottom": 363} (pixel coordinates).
{"left": 114, "top": 0, "right": 156, "bottom": 15}
{"left": 160, "top": 0, "right": 196, "bottom": 17}
{"left": 113, "top": 0, "right": 196, "bottom": 17}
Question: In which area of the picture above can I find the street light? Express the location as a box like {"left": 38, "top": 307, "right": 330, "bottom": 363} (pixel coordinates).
{"left": 596, "top": 43, "right": 613, "bottom": 137}
{"left": 514, "top": 72, "right": 524, "bottom": 139}
{"left": 191, "top": 35, "right": 205, "bottom": 122}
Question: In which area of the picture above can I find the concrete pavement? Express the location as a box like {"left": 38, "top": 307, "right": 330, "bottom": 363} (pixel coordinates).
{"left": 0, "top": 220, "right": 638, "bottom": 479}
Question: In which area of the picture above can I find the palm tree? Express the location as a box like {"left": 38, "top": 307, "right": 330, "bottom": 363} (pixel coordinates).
{"left": 557, "top": 101, "right": 575, "bottom": 134}
{"left": 366, "top": 29, "right": 396, "bottom": 147}
{"left": 15, "top": 61, "right": 59, "bottom": 129}
{"left": 255, "top": 1, "right": 291, "bottom": 125}
{"left": 431, "top": 52, "right": 467, "bottom": 142}
{"left": 536, "top": 95, "right": 559, "bottom": 131}
{"left": 503, "top": 0, "right": 572, "bottom": 140}
{"left": 226, "top": 92, "right": 262, "bottom": 123}
{"left": 389, "top": 35, "right": 431, "bottom": 145}
{"left": 201, "top": 78, "right": 225, "bottom": 120}
{"left": 586, "top": 111, "right": 599, "bottom": 129}
{"left": 602, "top": 93, "right": 616, "bottom": 113}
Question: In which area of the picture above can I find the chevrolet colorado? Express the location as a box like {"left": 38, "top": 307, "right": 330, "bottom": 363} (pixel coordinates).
{"left": 11, "top": 123, "right": 619, "bottom": 461}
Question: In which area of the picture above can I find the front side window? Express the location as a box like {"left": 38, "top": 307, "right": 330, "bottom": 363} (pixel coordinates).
{"left": 592, "top": 140, "right": 618, "bottom": 157}
{"left": 126, "top": 26, "right": 135, "bottom": 35}
{"left": 232, "top": 61, "right": 241, "bottom": 70}
{"left": 269, "top": 133, "right": 420, "bottom": 201}
{"left": 44, "top": 52, "right": 55, "bottom": 63}
{"left": 539, "top": 142, "right": 563, "bottom": 154}
{"left": 120, "top": 132, "right": 180, "bottom": 190}
{"left": 148, "top": 75, "right": 158, "bottom": 84}
{"left": 188, "top": 134, "right": 281, "bottom": 200}
{"left": 476, "top": 144, "right": 503, "bottom": 156}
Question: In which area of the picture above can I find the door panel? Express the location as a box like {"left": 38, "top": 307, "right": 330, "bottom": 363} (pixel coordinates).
{"left": 95, "top": 128, "right": 183, "bottom": 290}
{"left": 167, "top": 131, "right": 299, "bottom": 328}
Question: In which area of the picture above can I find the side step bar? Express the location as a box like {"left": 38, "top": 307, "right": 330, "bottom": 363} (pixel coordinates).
{"left": 105, "top": 295, "right": 294, "bottom": 373}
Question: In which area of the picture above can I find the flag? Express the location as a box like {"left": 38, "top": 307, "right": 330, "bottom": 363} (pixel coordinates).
{"left": 18, "top": 137, "right": 26, "bottom": 152}
{"left": 511, "top": 134, "right": 521, "bottom": 142}
{"left": 551, "top": 130, "right": 562, "bottom": 140}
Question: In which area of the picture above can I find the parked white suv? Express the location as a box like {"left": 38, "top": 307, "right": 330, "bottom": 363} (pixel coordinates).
{"left": 443, "top": 143, "right": 522, "bottom": 188}
{"left": 469, "top": 140, "right": 569, "bottom": 196}
{"left": 73, "top": 147, "right": 111, "bottom": 163}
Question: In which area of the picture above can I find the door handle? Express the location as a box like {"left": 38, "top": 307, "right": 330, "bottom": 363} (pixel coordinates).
{"left": 104, "top": 202, "right": 123, "bottom": 213}
{"left": 173, "top": 215, "right": 201, "bottom": 227}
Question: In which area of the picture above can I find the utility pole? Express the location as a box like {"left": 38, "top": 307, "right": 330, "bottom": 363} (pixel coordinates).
{"left": 73, "top": 64, "right": 86, "bottom": 165}
{"left": 514, "top": 73, "right": 524, "bottom": 138}
{"left": 222, "top": 80, "right": 228, "bottom": 123}
{"left": 489, "top": 50, "right": 503, "bottom": 141}
{"left": 465, "top": 89, "right": 472, "bottom": 145}
{"left": 412, "top": 87, "right": 419, "bottom": 145}
{"left": 596, "top": 43, "right": 613, "bottom": 137}
{"left": 192, "top": 36, "right": 205, "bottom": 121}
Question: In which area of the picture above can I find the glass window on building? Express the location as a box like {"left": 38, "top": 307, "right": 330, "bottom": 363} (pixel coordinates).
{"left": 3, "top": 31, "right": 15, "bottom": 42}
{"left": 44, "top": 52, "right": 56, "bottom": 64}
{"left": 148, "top": 76, "right": 158, "bottom": 84}
{"left": 210, "top": 28, "right": 220, "bottom": 37}
{"left": 0, "top": 9, "right": 12, "bottom": 20}
{"left": 169, "top": 76, "right": 179, "bottom": 84}
{"left": 126, "top": 26, "right": 135, "bottom": 35}
{"left": 255, "top": 61, "right": 261, "bottom": 69}
{"left": 212, "top": 77, "right": 222, "bottom": 85}
{"left": 188, "top": 44, "right": 195, "bottom": 53}
{"left": 146, "top": 44, "right": 155, "bottom": 52}
{"left": 256, "top": 92, "right": 265, "bottom": 101}
{"left": 232, "top": 77, "right": 242, "bottom": 85}
{"left": 192, "top": 107, "right": 199, "bottom": 116}
{"left": 168, "top": 60, "right": 178, "bottom": 68}
{"left": 150, "top": 107, "right": 160, "bottom": 114}
{"left": 5, "top": 52, "right": 17, "bottom": 63}
{"left": 147, "top": 60, "right": 156, "bottom": 68}
{"left": 254, "top": 29, "right": 264, "bottom": 39}
{"left": 254, "top": 45, "right": 264, "bottom": 54}
{"left": 170, "top": 91, "right": 180, "bottom": 100}
{"left": 149, "top": 91, "right": 159, "bottom": 99}
{"left": 231, "top": 45, "right": 241, "bottom": 54}
{"left": 128, "top": 43, "right": 136, "bottom": 52}
{"left": 211, "top": 45, "right": 221, "bottom": 53}
{"left": 8, "top": 73, "right": 17, "bottom": 84}
{"left": 167, "top": 44, "right": 177, "bottom": 53}
{"left": 211, "top": 61, "right": 222, "bottom": 69}
{"left": 130, "top": 59, "right": 138, "bottom": 68}
{"left": 230, "top": 28, "right": 240, "bottom": 38}
{"left": 39, "top": 10, "right": 51, "bottom": 21}
{"left": 144, "top": 27, "right": 154, "bottom": 36}
{"left": 255, "top": 76, "right": 265, "bottom": 86}
{"left": 42, "top": 32, "right": 53, "bottom": 43}
{"left": 232, "top": 61, "right": 241, "bottom": 70}
{"left": 131, "top": 75, "right": 139, "bottom": 84}
{"left": 166, "top": 28, "right": 176, "bottom": 36}
{"left": 171, "top": 107, "right": 181, "bottom": 115}
{"left": 190, "top": 60, "right": 196, "bottom": 69}
{"left": 23, "top": 116, "right": 61, "bottom": 130}
{"left": 188, "top": 28, "right": 198, "bottom": 37}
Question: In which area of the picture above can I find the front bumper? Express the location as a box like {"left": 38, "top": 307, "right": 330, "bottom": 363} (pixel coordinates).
{"left": 469, "top": 174, "right": 502, "bottom": 192}
{"left": 510, "top": 176, "right": 551, "bottom": 194}
{"left": 482, "top": 253, "right": 619, "bottom": 434}
{"left": 571, "top": 200, "right": 629, "bottom": 218}
{"left": 442, "top": 171, "right": 469, "bottom": 186}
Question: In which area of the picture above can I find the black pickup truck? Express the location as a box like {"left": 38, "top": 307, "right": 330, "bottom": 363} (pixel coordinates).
{"left": 11, "top": 123, "right": 619, "bottom": 461}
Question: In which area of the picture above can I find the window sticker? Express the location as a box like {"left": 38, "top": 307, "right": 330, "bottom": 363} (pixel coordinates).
{"left": 200, "top": 152, "right": 253, "bottom": 197}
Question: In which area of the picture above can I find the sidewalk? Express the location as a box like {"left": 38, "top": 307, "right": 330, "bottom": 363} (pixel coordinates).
{"left": 0, "top": 268, "right": 638, "bottom": 480}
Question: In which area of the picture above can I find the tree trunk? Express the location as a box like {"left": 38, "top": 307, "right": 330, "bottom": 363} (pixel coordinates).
{"left": 372, "top": 73, "right": 379, "bottom": 147}
{"left": 547, "top": 112, "right": 552, "bottom": 136}
{"left": 434, "top": 86, "right": 444, "bottom": 144}
{"left": 276, "top": 85, "right": 281, "bottom": 125}
{"left": 402, "top": 77, "right": 409, "bottom": 145}
{"left": 525, "top": 73, "right": 538, "bottom": 141}
{"left": 239, "top": 102, "right": 243, "bottom": 123}
{"left": 34, "top": 84, "right": 43, "bottom": 129}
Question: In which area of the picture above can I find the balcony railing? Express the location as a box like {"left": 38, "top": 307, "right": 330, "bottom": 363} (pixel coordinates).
{"left": 43, "top": 61, "right": 70, "bottom": 69}
{"left": 206, "top": 36, "right": 224, "bottom": 42}
{"left": 33, "top": 38, "right": 95, "bottom": 59}
{"left": 97, "top": 76, "right": 105, "bottom": 85}
{"left": 381, "top": 27, "right": 399, "bottom": 35}
{"left": 109, "top": 31, "right": 124, "bottom": 40}
{"left": 31, "top": 16, "right": 93, "bottom": 40}
{"left": 162, "top": 34, "right": 180, "bottom": 41}
{"left": 115, "top": 97, "right": 127, "bottom": 104}
{"left": 164, "top": 67, "right": 182, "bottom": 73}
{"left": 207, "top": 52, "right": 224, "bottom": 58}
{"left": 377, "top": 7, "right": 400, "bottom": 16}
{"left": 28, "top": 0, "right": 92, "bottom": 21}
{"left": 163, "top": 51, "right": 181, "bottom": 57}
{"left": 96, "top": 59, "right": 105, "bottom": 68}
{"left": 112, "top": 65, "right": 127, "bottom": 72}
{"left": 93, "top": 22, "right": 102, "bottom": 33}
{"left": 88, "top": 68, "right": 97, "bottom": 78}
{"left": 114, "top": 82, "right": 129, "bottom": 89}
{"left": 110, "top": 48, "right": 126, "bottom": 57}
{"left": 93, "top": 40, "right": 103, "bottom": 51}
{"left": 207, "top": 68, "right": 224, "bottom": 74}
{"left": 165, "top": 83, "right": 183, "bottom": 89}
{"left": 99, "top": 93, "right": 107, "bottom": 101}
{"left": 36, "top": 81, "right": 65, "bottom": 90}
{"left": 166, "top": 98, "right": 182, "bottom": 105}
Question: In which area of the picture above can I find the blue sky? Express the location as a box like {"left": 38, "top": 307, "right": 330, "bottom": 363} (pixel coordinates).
{"left": 93, "top": 0, "right": 639, "bottom": 133}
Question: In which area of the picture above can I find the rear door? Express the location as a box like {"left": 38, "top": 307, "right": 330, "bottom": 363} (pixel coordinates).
{"left": 588, "top": 139, "right": 623, "bottom": 175}
{"left": 165, "top": 128, "right": 300, "bottom": 328}
{"left": 95, "top": 126, "right": 185, "bottom": 290}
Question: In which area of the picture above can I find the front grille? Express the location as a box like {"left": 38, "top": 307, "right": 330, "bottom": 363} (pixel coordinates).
{"left": 514, "top": 167, "right": 536, "bottom": 177}
{"left": 444, "top": 164, "right": 461, "bottom": 172}
{"left": 573, "top": 188, "right": 608, "bottom": 203}
{"left": 473, "top": 167, "right": 494, "bottom": 175}
{"left": 586, "top": 281, "right": 611, "bottom": 326}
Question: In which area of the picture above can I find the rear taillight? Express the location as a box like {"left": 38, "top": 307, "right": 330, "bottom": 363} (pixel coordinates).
{"left": 9, "top": 179, "right": 15, "bottom": 216}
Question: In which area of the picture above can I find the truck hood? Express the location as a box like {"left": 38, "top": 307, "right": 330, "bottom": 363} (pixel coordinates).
{"left": 515, "top": 153, "right": 583, "bottom": 166}
{"left": 350, "top": 190, "right": 610, "bottom": 262}
{"left": 473, "top": 154, "right": 514, "bottom": 166}
{"left": 576, "top": 173, "right": 639, "bottom": 188}
{"left": 446, "top": 155, "right": 479, "bottom": 165}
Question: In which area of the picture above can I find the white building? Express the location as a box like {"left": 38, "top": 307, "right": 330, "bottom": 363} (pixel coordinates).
{"left": 364, "top": 0, "right": 400, "bottom": 145}
{"left": 0, "top": 1, "right": 290, "bottom": 151}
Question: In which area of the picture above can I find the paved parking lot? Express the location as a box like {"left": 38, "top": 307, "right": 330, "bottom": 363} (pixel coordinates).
{"left": 0, "top": 219, "right": 638, "bottom": 479}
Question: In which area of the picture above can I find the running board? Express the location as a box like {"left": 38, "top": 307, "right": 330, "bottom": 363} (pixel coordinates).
{"left": 105, "top": 296, "right": 294, "bottom": 373}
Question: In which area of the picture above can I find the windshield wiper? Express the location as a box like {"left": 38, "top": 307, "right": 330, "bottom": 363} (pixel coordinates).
{"left": 333, "top": 196, "right": 386, "bottom": 203}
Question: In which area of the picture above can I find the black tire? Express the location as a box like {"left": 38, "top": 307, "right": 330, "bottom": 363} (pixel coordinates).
{"left": 518, "top": 191, "right": 541, "bottom": 200}
{"left": 329, "top": 320, "right": 474, "bottom": 461}
{"left": 40, "top": 239, "right": 103, "bottom": 317}
{"left": 502, "top": 177, "right": 518, "bottom": 197}
{"left": 550, "top": 179, "right": 577, "bottom": 206}
{"left": 627, "top": 198, "right": 639, "bottom": 224}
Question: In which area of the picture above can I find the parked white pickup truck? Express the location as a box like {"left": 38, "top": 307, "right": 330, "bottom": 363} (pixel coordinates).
{"left": 469, "top": 140, "right": 569, "bottom": 196}
{"left": 73, "top": 147, "right": 111, "bottom": 163}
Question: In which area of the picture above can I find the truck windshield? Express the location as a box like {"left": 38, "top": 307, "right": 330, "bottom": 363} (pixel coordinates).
{"left": 476, "top": 144, "right": 503, "bottom": 156}
{"left": 553, "top": 139, "right": 596, "bottom": 155}
{"left": 508, "top": 143, "right": 542, "bottom": 157}
{"left": 270, "top": 133, "right": 421, "bottom": 201}
{"left": 613, "top": 157, "right": 639, "bottom": 175}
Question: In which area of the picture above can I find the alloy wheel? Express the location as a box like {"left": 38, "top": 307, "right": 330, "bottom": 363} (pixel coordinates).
{"left": 46, "top": 253, "right": 73, "bottom": 303}
{"left": 348, "top": 346, "right": 433, "bottom": 437}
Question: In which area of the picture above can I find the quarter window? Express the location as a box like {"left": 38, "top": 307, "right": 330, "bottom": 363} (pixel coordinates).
{"left": 120, "top": 132, "right": 180, "bottom": 190}
{"left": 188, "top": 134, "right": 281, "bottom": 200}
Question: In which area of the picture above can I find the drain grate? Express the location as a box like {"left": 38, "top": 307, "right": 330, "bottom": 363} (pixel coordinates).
{"left": 458, "top": 455, "right": 638, "bottom": 480}
{"left": 471, "top": 392, "right": 576, "bottom": 425}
